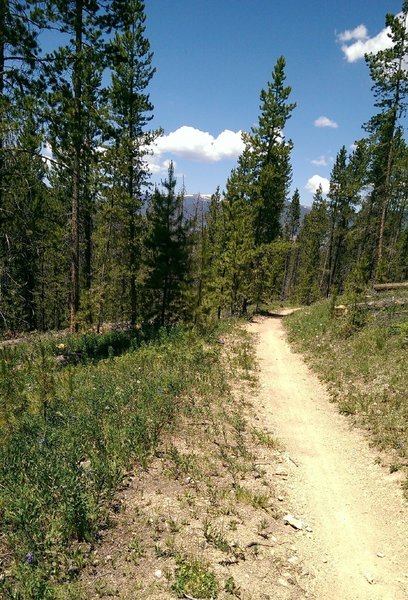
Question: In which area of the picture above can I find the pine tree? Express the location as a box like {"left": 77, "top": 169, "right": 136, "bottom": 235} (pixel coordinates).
{"left": 364, "top": 1, "right": 408, "bottom": 281}
{"left": 321, "top": 146, "right": 359, "bottom": 295}
{"left": 284, "top": 188, "right": 301, "bottom": 241}
{"left": 384, "top": 137, "right": 408, "bottom": 280}
{"left": 294, "top": 186, "right": 328, "bottom": 305}
{"left": 44, "top": 0, "right": 105, "bottom": 331}
{"left": 246, "top": 56, "right": 296, "bottom": 246}
{"left": 144, "top": 162, "right": 191, "bottom": 326}
{"left": 199, "top": 187, "right": 226, "bottom": 320}
{"left": 0, "top": 1, "right": 47, "bottom": 332}
{"left": 225, "top": 57, "right": 296, "bottom": 310}
{"left": 215, "top": 165, "right": 255, "bottom": 315}
{"left": 281, "top": 188, "right": 301, "bottom": 299}
{"left": 102, "top": 0, "right": 158, "bottom": 326}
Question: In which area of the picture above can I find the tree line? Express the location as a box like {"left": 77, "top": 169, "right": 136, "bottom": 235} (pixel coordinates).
{"left": 1, "top": 1, "right": 407, "bottom": 335}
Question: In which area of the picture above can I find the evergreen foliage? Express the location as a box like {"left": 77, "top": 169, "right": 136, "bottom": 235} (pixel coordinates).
{"left": 144, "top": 162, "right": 192, "bottom": 326}
{"left": 0, "top": 1, "right": 407, "bottom": 333}
{"left": 248, "top": 56, "right": 296, "bottom": 246}
{"left": 102, "top": 0, "right": 159, "bottom": 326}
{"left": 294, "top": 186, "right": 328, "bottom": 304}
{"left": 363, "top": 4, "right": 408, "bottom": 281}
{"left": 1, "top": 2, "right": 408, "bottom": 592}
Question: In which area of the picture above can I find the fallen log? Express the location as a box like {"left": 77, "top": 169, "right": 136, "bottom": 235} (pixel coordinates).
{"left": 373, "top": 282, "right": 408, "bottom": 291}
{"left": 335, "top": 298, "right": 408, "bottom": 313}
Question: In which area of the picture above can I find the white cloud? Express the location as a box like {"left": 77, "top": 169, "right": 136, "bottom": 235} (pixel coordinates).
{"left": 153, "top": 126, "right": 245, "bottom": 162}
{"left": 305, "top": 175, "right": 330, "bottom": 195}
{"left": 341, "top": 27, "right": 393, "bottom": 62}
{"left": 314, "top": 116, "right": 338, "bottom": 129}
{"left": 337, "top": 24, "right": 368, "bottom": 42}
{"left": 337, "top": 14, "right": 405, "bottom": 63}
{"left": 146, "top": 155, "right": 177, "bottom": 176}
{"left": 311, "top": 155, "right": 328, "bottom": 167}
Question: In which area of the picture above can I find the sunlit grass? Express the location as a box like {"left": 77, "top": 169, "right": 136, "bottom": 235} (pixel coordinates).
{"left": 0, "top": 324, "right": 232, "bottom": 598}
{"left": 286, "top": 299, "right": 408, "bottom": 491}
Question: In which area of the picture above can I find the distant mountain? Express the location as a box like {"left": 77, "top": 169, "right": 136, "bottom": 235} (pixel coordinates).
{"left": 183, "top": 194, "right": 212, "bottom": 219}
{"left": 183, "top": 194, "right": 310, "bottom": 224}
{"left": 282, "top": 200, "right": 310, "bottom": 223}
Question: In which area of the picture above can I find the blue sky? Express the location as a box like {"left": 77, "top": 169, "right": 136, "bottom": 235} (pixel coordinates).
{"left": 144, "top": 0, "right": 403, "bottom": 205}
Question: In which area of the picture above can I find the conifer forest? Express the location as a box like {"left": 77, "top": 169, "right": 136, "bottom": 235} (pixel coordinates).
{"left": 1, "top": 1, "right": 407, "bottom": 334}
{"left": 1, "top": 2, "right": 408, "bottom": 598}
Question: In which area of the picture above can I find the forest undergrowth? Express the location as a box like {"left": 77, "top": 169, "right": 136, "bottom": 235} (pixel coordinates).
{"left": 285, "top": 295, "right": 408, "bottom": 493}
{"left": 0, "top": 321, "right": 243, "bottom": 598}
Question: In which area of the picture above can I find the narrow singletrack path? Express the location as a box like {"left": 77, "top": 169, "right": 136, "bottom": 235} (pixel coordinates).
{"left": 248, "top": 316, "right": 408, "bottom": 600}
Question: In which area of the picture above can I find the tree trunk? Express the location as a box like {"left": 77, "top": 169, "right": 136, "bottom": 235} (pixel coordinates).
{"left": 0, "top": 1, "right": 5, "bottom": 276}
{"left": 83, "top": 158, "right": 93, "bottom": 302}
{"left": 70, "top": 153, "right": 80, "bottom": 332}
{"left": 70, "top": 0, "right": 83, "bottom": 333}
{"left": 375, "top": 44, "right": 403, "bottom": 281}
{"left": 161, "top": 274, "right": 168, "bottom": 327}
{"left": 376, "top": 132, "right": 395, "bottom": 282}
{"left": 129, "top": 215, "right": 137, "bottom": 325}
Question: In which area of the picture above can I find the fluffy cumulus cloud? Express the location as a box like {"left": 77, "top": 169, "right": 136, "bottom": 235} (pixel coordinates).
{"left": 337, "top": 24, "right": 368, "bottom": 43}
{"left": 338, "top": 21, "right": 395, "bottom": 63}
{"left": 314, "top": 116, "right": 338, "bottom": 129}
{"left": 305, "top": 175, "right": 330, "bottom": 195}
{"left": 153, "top": 126, "right": 245, "bottom": 162}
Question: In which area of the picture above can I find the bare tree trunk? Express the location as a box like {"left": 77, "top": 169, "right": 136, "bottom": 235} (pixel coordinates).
{"left": 70, "top": 0, "right": 83, "bottom": 333}
{"left": 0, "top": 1, "right": 5, "bottom": 284}
{"left": 375, "top": 41, "right": 404, "bottom": 281}
{"left": 70, "top": 154, "right": 80, "bottom": 332}
{"left": 129, "top": 214, "right": 137, "bottom": 326}
{"left": 97, "top": 196, "right": 114, "bottom": 333}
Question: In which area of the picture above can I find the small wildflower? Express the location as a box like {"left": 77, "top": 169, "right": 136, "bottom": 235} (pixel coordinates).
{"left": 38, "top": 437, "right": 46, "bottom": 446}
{"left": 25, "top": 552, "right": 34, "bottom": 565}
{"left": 57, "top": 343, "right": 65, "bottom": 350}
{"left": 79, "top": 459, "right": 92, "bottom": 471}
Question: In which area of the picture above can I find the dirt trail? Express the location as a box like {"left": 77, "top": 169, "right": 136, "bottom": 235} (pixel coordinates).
{"left": 248, "top": 316, "right": 408, "bottom": 600}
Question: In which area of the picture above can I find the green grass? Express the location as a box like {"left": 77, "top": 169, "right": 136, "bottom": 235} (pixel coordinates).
{"left": 224, "top": 575, "right": 241, "bottom": 597}
{"left": 0, "top": 324, "right": 232, "bottom": 598}
{"left": 234, "top": 485, "right": 270, "bottom": 510}
{"left": 285, "top": 299, "right": 408, "bottom": 492}
{"left": 203, "top": 519, "right": 231, "bottom": 553}
{"left": 172, "top": 555, "right": 218, "bottom": 599}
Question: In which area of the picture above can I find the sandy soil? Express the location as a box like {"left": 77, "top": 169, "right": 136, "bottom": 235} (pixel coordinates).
{"left": 248, "top": 315, "right": 408, "bottom": 600}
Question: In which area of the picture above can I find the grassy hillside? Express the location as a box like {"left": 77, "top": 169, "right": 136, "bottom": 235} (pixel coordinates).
{"left": 0, "top": 324, "right": 238, "bottom": 598}
{"left": 285, "top": 297, "right": 408, "bottom": 493}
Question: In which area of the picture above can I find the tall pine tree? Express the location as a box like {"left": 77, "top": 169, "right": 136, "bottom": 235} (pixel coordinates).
{"left": 44, "top": 0, "right": 105, "bottom": 331}
{"left": 145, "top": 162, "right": 191, "bottom": 326}
{"left": 246, "top": 56, "right": 296, "bottom": 246}
{"left": 364, "top": 1, "right": 408, "bottom": 281}
{"left": 101, "top": 0, "right": 159, "bottom": 325}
